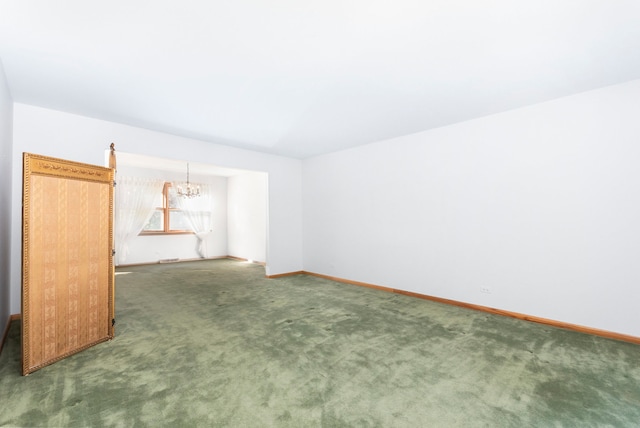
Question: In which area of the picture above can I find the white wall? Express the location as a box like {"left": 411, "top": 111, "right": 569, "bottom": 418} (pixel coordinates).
{"left": 303, "top": 79, "right": 640, "bottom": 337}
{"left": 115, "top": 164, "right": 229, "bottom": 265}
{"left": 10, "top": 104, "right": 303, "bottom": 314}
{"left": 227, "top": 172, "right": 268, "bottom": 262}
{"left": 0, "top": 59, "right": 13, "bottom": 326}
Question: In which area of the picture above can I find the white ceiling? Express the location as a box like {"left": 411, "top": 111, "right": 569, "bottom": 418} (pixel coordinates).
{"left": 1, "top": 1, "right": 640, "bottom": 159}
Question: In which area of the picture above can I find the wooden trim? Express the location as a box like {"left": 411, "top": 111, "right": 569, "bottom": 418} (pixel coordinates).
{"left": 137, "top": 182, "right": 194, "bottom": 235}
{"left": 391, "top": 289, "right": 640, "bottom": 345}
{"left": 138, "top": 231, "right": 194, "bottom": 236}
{"left": 163, "top": 182, "right": 171, "bottom": 232}
{"left": 0, "top": 314, "right": 21, "bottom": 356}
{"left": 109, "top": 143, "right": 117, "bottom": 169}
{"left": 226, "top": 256, "right": 267, "bottom": 266}
{"left": 288, "top": 271, "right": 640, "bottom": 345}
{"left": 266, "top": 271, "right": 305, "bottom": 279}
{"left": 303, "top": 272, "right": 393, "bottom": 292}
{"left": 27, "top": 155, "right": 111, "bottom": 182}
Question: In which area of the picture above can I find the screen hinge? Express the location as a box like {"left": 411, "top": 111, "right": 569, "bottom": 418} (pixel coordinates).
{"left": 112, "top": 318, "right": 116, "bottom": 327}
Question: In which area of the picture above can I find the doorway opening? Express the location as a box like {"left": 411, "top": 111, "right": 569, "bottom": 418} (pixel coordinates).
{"left": 110, "top": 151, "right": 269, "bottom": 271}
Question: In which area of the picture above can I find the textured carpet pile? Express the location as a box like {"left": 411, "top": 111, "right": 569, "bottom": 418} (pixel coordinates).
{"left": 1, "top": 259, "right": 639, "bottom": 427}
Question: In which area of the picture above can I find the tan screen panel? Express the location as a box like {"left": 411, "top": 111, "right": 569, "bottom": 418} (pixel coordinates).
{"left": 23, "top": 153, "right": 114, "bottom": 375}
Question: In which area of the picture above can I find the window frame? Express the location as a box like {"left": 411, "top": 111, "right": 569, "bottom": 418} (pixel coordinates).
{"left": 139, "top": 182, "right": 194, "bottom": 235}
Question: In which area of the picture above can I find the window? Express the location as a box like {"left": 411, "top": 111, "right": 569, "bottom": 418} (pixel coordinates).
{"left": 140, "top": 182, "right": 193, "bottom": 234}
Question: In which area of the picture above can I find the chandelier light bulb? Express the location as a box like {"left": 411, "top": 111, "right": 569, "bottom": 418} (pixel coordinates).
{"left": 177, "top": 163, "right": 201, "bottom": 198}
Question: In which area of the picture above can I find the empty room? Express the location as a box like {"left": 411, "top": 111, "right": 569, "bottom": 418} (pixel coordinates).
{"left": 1, "top": 1, "right": 639, "bottom": 426}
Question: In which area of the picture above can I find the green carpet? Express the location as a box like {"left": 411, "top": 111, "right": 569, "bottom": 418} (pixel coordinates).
{"left": 1, "top": 259, "right": 639, "bottom": 427}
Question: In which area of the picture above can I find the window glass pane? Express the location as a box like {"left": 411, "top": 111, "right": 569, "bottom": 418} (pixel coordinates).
{"left": 143, "top": 210, "right": 164, "bottom": 231}
{"left": 167, "top": 186, "right": 179, "bottom": 209}
{"left": 169, "top": 211, "right": 192, "bottom": 231}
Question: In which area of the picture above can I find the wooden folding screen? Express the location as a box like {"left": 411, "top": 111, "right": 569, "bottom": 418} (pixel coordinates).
{"left": 22, "top": 153, "right": 115, "bottom": 375}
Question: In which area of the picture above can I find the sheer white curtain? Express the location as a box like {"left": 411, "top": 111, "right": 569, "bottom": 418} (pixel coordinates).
{"left": 115, "top": 176, "right": 164, "bottom": 265}
{"left": 173, "top": 183, "right": 213, "bottom": 258}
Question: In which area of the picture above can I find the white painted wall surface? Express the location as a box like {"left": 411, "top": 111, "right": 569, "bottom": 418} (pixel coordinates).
{"left": 9, "top": 104, "right": 303, "bottom": 314}
{"left": 303, "top": 79, "right": 640, "bottom": 337}
{"left": 227, "top": 172, "right": 268, "bottom": 263}
{"left": 125, "top": 233, "right": 221, "bottom": 265}
{"left": 0, "top": 59, "right": 13, "bottom": 326}
{"left": 115, "top": 164, "right": 228, "bottom": 265}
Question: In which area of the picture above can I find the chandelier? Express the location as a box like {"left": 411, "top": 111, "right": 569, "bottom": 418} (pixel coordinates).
{"left": 176, "top": 163, "right": 200, "bottom": 198}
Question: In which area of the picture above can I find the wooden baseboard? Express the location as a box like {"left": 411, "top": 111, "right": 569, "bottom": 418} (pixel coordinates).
{"left": 226, "top": 256, "right": 266, "bottom": 266}
{"left": 266, "top": 271, "right": 305, "bottom": 279}
{"left": 278, "top": 271, "right": 640, "bottom": 345}
{"left": 0, "top": 314, "right": 20, "bottom": 355}
{"left": 391, "top": 289, "right": 640, "bottom": 345}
